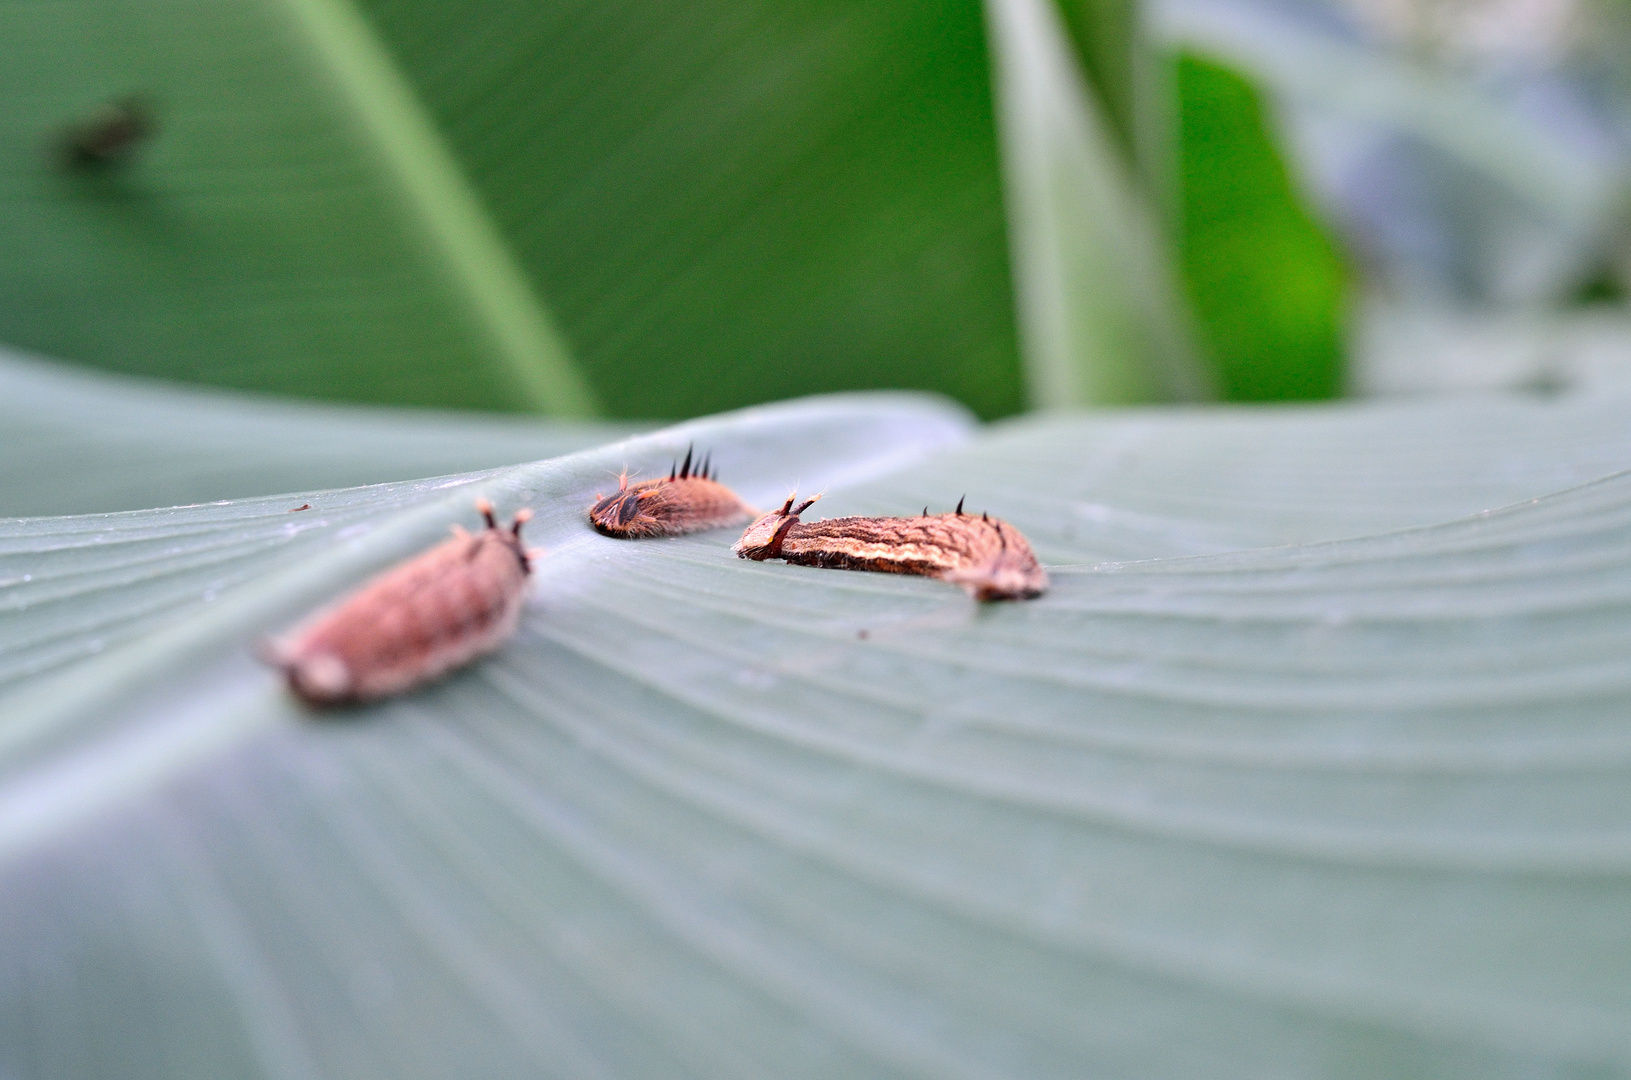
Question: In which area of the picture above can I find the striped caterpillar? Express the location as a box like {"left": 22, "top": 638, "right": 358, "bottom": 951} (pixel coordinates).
{"left": 262, "top": 499, "right": 535, "bottom": 707}
{"left": 733, "top": 496, "right": 1048, "bottom": 600}
{"left": 589, "top": 445, "right": 755, "bottom": 538}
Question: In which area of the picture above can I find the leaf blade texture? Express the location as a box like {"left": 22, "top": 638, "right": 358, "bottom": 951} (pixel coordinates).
{"left": 6, "top": 382, "right": 1631, "bottom": 1076}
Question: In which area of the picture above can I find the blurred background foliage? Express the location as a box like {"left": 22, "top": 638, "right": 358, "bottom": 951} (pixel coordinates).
{"left": 1175, "top": 52, "right": 1346, "bottom": 400}
{"left": 0, "top": 0, "right": 1628, "bottom": 418}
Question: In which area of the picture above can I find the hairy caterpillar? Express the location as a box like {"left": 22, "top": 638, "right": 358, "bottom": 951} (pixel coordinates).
{"left": 261, "top": 499, "right": 535, "bottom": 707}
{"left": 588, "top": 445, "right": 755, "bottom": 538}
{"left": 733, "top": 496, "right": 1047, "bottom": 600}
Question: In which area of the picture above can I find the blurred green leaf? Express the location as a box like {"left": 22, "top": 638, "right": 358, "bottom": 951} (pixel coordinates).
{"left": 986, "top": 0, "right": 1212, "bottom": 408}
{"left": 0, "top": 0, "right": 592, "bottom": 413}
{"left": 1044, "top": 4, "right": 1346, "bottom": 401}
{"left": 4, "top": 0, "right": 1030, "bottom": 420}
{"left": 281, "top": 0, "right": 595, "bottom": 414}
{"left": 1050, "top": 0, "right": 1142, "bottom": 162}
{"left": 1153, "top": 0, "right": 1626, "bottom": 306}
{"left": 1153, "top": 0, "right": 1614, "bottom": 224}
{"left": 1176, "top": 52, "right": 1346, "bottom": 400}
{"left": 8, "top": 374, "right": 1631, "bottom": 1075}
{"left": 336, "top": 0, "right": 1030, "bottom": 419}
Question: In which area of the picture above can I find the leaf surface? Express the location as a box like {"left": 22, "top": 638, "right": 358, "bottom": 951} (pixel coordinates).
{"left": 0, "top": 350, "right": 643, "bottom": 516}
{"left": 6, "top": 386, "right": 1631, "bottom": 1077}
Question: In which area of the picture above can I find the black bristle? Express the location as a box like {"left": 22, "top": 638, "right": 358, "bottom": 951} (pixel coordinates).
{"left": 680, "top": 445, "right": 693, "bottom": 480}
{"left": 956, "top": 496, "right": 965, "bottom": 515}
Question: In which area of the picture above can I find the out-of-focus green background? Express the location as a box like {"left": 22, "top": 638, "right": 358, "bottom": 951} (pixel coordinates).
{"left": 2, "top": 0, "right": 1628, "bottom": 416}
{"left": 0, "top": 0, "right": 1364, "bottom": 421}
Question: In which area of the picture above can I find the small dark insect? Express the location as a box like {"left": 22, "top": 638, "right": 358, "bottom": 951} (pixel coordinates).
{"left": 588, "top": 445, "right": 756, "bottom": 538}
{"left": 58, "top": 95, "right": 155, "bottom": 170}
{"left": 733, "top": 495, "right": 1048, "bottom": 601}
{"left": 289, "top": 504, "right": 311, "bottom": 512}
{"left": 261, "top": 499, "right": 536, "bottom": 708}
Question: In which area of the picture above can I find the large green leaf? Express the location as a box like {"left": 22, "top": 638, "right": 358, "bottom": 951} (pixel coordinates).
{"left": 0, "top": 0, "right": 591, "bottom": 413}
{"left": 6, "top": 376, "right": 1631, "bottom": 1076}
{"left": 355, "top": 0, "right": 1026, "bottom": 420}
{"left": 4, "top": 0, "right": 1030, "bottom": 419}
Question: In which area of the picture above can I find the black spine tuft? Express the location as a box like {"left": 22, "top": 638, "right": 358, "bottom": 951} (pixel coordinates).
{"left": 956, "top": 496, "right": 965, "bottom": 515}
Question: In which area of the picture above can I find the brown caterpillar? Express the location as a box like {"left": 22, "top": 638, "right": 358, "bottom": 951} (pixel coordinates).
{"left": 733, "top": 496, "right": 1048, "bottom": 601}
{"left": 261, "top": 499, "right": 535, "bottom": 707}
{"left": 588, "top": 446, "right": 755, "bottom": 538}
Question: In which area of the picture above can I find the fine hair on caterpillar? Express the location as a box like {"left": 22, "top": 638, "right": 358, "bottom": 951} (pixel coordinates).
{"left": 260, "top": 498, "right": 537, "bottom": 708}
{"left": 588, "top": 444, "right": 756, "bottom": 538}
{"left": 733, "top": 495, "right": 1047, "bottom": 600}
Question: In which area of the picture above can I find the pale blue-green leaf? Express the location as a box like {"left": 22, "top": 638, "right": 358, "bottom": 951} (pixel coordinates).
{"left": 5, "top": 388, "right": 1631, "bottom": 1076}
{"left": 0, "top": 350, "right": 642, "bottom": 517}
{"left": 0, "top": 392, "right": 969, "bottom": 702}
{"left": 984, "top": 0, "right": 1212, "bottom": 408}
